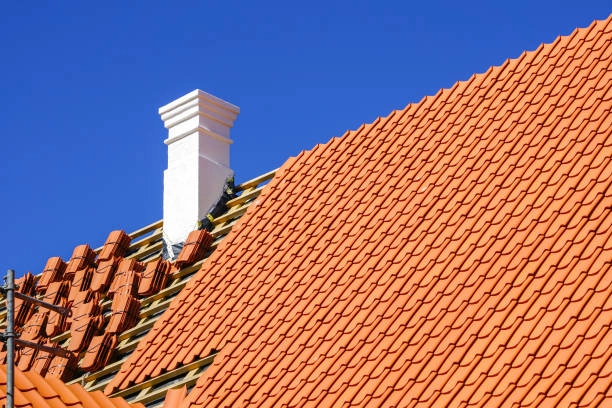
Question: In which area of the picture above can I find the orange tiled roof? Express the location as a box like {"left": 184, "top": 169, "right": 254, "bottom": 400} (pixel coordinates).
{"left": 106, "top": 15, "right": 612, "bottom": 407}
{"left": 0, "top": 364, "right": 142, "bottom": 408}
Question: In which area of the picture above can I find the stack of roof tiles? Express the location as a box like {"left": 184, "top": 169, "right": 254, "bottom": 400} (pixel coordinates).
{"left": 14, "top": 273, "right": 36, "bottom": 327}
{"left": 81, "top": 332, "right": 119, "bottom": 372}
{"left": 1, "top": 227, "right": 214, "bottom": 383}
{"left": 106, "top": 15, "right": 612, "bottom": 407}
{"left": 175, "top": 230, "right": 214, "bottom": 267}
{"left": 138, "top": 258, "right": 172, "bottom": 297}
{"left": 43, "top": 281, "right": 70, "bottom": 337}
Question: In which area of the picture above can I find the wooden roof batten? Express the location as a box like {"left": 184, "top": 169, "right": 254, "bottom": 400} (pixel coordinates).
{"left": 109, "top": 354, "right": 216, "bottom": 406}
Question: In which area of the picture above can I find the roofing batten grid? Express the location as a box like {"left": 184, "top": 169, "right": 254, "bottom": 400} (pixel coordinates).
{"left": 106, "top": 15, "right": 612, "bottom": 407}
{"left": 0, "top": 170, "right": 276, "bottom": 406}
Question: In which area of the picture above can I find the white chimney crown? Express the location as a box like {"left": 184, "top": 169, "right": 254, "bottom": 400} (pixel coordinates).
{"left": 159, "top": 89, "right": 239, "bottom": 247}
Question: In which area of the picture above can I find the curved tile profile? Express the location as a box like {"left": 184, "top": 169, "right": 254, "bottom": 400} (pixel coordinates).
{"left": 0, "top": 364, "right": 142, "bottom": 408}
{"left": 104, "top": 14, "right": 612, "bottom": 408}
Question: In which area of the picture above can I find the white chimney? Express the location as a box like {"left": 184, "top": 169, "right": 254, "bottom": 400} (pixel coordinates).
{"left": 159, "top": 89, "right": 239, "bottom": 247}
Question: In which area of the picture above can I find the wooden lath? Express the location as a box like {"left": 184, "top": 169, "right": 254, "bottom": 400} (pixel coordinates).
{"left": 110, "top": 354, "right": 216, "bottom": 405}
{"left": 235, "top": 168, "right": 276, "bottom": 192}
{"left": 210, "top": 169, "right": 277, "bottom": 235}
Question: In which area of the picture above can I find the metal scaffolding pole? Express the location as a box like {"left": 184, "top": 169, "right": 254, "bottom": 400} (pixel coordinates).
{"left": 1, "top": 269, "right": 71, "bottom": 408}
{"left": 6, "top": 269, "right": 15, "bottom": 408}
{"left": 13, "top": 291, "right": 71, "bottom": 317}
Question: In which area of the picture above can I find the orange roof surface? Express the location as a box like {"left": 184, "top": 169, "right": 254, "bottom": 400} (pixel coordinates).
{"left": 0, "top": 364, "right": 142, "bottom": 408}
{"left": 106, "top": 15, "right": 612, "bottom": 407}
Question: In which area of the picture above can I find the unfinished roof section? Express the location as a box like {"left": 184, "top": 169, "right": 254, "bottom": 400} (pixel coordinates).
{"left": 108, "top": 15, "right": 612, "bottom": 407}
{"left": 0, "top": 170, "right": 276, "bottom": 406}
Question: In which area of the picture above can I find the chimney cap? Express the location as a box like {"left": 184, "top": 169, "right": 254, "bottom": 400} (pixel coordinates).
{"left": 159, "top": 89, "right": 240, "bottom": 133}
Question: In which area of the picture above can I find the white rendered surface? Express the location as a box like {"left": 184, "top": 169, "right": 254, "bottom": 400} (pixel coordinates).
{"left": 160, "top": 90, "right": 239, "bottom": 246}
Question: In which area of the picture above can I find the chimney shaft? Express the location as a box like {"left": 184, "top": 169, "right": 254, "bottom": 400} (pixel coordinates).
{"left": 159, "top": 90, "right": 239, "bottom": 247}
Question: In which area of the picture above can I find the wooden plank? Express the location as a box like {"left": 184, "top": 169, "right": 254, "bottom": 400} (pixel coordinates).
{"left": 139, "top": 298, "right": 172, "bottom": 319}
{"left": 139, "top": 279, "right": 186, "bottom": 307}
{"left": 213, "top": 206, "right": 248, "bottom": 226}
{"left": 211, "top": 223, "right": 234, "bottom": 237}
{"left": 118, "top": 318, "right": 157, "bottom": 344}
{"left": 83, "top": 374, "right": 116, "bottom": 392}
{"left": 235, "top": 168, "right": 277, "bottom": 192}
{"left": 171, "top": 259, "right": 206, "bottom": 281}
{"left": 128, "top": 228, "right": 163, "bottom": 251}
{"left": 211, "top": 217, "right": 243, "bottom": 237}
{"left": 69, "top": 356, "right": 128, "bottom": 386}
{"left": 225, "top": 185, "right": 265, "bottom": 208}
{"left": 133, "top": 377, "right": 199, "bottom": 405}
{"left": 133, "top": 386, "right": 153, "bottom": 402}
{"left": 113, "top": 334, "right": 141, "bottom": 355}
{"left": 126, "top": 240, "right": 163, "bottom": 260}
{"left": 51, "top": 330, "right": 70, "bottom": 344}
{"left": 128, "top": 220, "right": 164, "bottom": 240}
{"left": 110, "top": 354, "right": 216, "bottom": 399}
{"left": 140, "top": 260, "right": 204, "bottom": 307}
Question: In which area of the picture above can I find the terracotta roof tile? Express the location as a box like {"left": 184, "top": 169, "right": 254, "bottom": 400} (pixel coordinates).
{"left": 163, "top": 386, "right": 187, "bottom": 408}
{"left": 64, "top": 244, "right": 95, "bottom": 279}
{"left": 0, "top": 364, "right": 142, "bottom": 408}
{"left": 36, "top": 257, "right": 66, "bottom": 295}
{"left": 90, "top": 257, "right": 118, "bottom": 293}
{"left": 64, "top": 12, "right": 612, "bottom": 407}
{"left": 98, "top": 230, "right": 131, "bottom": 261}
{"left": 80, "top": 332, "right": 118, "bottom": 372}
{"left": 137, "top": 258, "right": 170, "bottom": 296}
{"left": 174, "top": 229, "right": 214, "bottom": 268}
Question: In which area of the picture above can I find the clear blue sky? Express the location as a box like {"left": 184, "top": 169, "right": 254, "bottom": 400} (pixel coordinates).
{"left": 1, "top": 1, "right": 609, "bottom": 276}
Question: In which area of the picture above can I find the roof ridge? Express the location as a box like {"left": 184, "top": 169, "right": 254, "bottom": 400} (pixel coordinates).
{"left": 397, "top": 13, "right": 612, "bottom": 121}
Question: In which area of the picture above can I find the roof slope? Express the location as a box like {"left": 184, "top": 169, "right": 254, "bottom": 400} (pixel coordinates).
{"left": 108, "top": 15, "right": 612, "bottom": 407}
{"left": 0, "top": 364, "right": 142, "bottom": 408}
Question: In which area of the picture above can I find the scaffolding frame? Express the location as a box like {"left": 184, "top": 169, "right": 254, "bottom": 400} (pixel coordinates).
{"left": 1, "top": 269, "right": 72, "bottom": 408}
